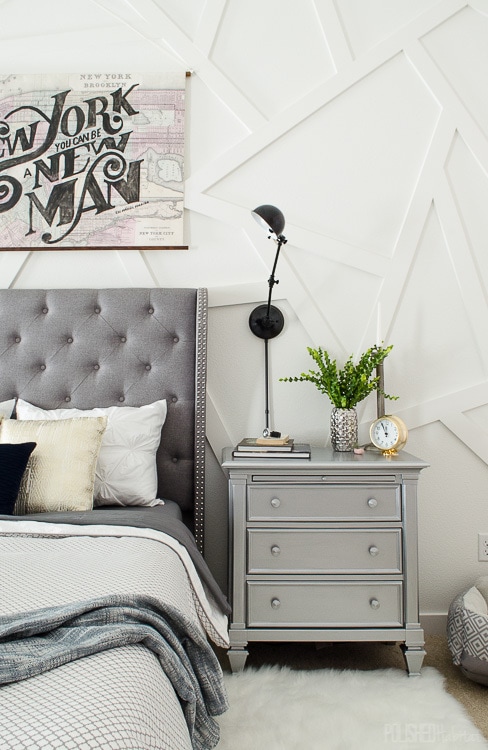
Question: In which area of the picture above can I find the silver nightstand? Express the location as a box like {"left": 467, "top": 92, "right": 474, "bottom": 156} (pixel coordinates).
{"left": 222, "top": 446, "right": 428, "bottom": 675}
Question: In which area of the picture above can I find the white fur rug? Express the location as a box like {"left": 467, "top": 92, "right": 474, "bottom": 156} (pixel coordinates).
{"left": 216, "top": 666, "right": 487, "bottom": 749}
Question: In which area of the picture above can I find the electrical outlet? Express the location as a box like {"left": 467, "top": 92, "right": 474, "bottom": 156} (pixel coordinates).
{"left": 478, "top": 533, "right": 488, "bottom": 561}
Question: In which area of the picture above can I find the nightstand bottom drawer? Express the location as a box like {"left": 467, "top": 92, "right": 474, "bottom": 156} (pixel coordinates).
{"left": 247, "top": 581, "right": 403, "bottom": 627}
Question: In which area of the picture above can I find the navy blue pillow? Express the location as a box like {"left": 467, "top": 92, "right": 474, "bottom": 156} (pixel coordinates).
{"left": 0, "top": 442, "right": 37, "bottom": 514}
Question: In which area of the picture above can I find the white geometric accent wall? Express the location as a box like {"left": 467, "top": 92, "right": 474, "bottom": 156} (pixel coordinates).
{"left": 1, "top": 0, "right": 488, "bottom": 621}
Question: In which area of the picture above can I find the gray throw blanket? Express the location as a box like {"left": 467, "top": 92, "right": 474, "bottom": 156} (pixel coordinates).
{"left": 0, "top": 594, "right": 229, "bottom": 750}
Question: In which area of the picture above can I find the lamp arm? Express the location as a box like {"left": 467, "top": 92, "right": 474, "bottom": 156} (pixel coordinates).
{"left": 265, "top": 235, "right": 287, "bottom": 317}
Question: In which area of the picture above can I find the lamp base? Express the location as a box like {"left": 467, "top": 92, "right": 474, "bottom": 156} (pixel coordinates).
{"left": 249, "top": 304, "right": 284, "bottom": 340}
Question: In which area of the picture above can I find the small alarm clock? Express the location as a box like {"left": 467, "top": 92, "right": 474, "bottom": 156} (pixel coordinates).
{"left": 369, "top": 415, "right": 408, "bottom": 455}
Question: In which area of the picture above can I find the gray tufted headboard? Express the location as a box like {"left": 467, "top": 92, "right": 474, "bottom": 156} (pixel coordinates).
{"left": 0, "top": 288, "right": 208, "bottom": 550}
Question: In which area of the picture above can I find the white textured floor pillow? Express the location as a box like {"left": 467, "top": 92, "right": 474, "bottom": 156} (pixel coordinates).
{"left": 16, "top": 399, "right": 167, "bottom": 507}
{"left": 447, "top": 577, "right": 488, "bottom": 686}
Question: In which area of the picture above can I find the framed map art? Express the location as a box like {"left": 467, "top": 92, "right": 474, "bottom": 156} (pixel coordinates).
{"left": 0, "top": 72, "right": 187, "bottom": 249}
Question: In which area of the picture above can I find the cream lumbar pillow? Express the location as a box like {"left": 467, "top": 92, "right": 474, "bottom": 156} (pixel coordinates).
{"left": 16, "top": 400, "right": 167, "bottom": 507}
{"left": 0, "top": 417, "right": 107, "bottom": 514}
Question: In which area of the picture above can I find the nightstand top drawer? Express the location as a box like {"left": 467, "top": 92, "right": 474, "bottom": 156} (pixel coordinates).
{"left": 248, "top": 484, "right": 401, "bottom": 521}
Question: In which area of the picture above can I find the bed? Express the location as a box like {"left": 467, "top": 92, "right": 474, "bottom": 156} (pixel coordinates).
{"left": 0, "top": 288, "right": 230, "bottom": 750}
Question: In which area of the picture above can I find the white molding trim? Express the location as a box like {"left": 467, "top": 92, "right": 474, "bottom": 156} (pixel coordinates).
{"left": 92, "top": 0, "right": 265, "bottom": 131}
{"left": 116, "top": 251, "right": 157, "bottom": 287}
{"left": 0, "top": 252, "right": 31, "bottom": 288}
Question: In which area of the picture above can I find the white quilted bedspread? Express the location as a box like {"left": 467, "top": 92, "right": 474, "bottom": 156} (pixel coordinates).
{"left": 0, "top": 522, "right": 229, "bottom": 750}
{"left": 0, "top": 520, "right": 229, "bottom": 646}
{"left": 0, "top": 645, "right": 193, "bottom": 750}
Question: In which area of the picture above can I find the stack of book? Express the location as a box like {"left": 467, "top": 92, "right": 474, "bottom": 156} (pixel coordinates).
{"left": 232, "top": 435, "right": 311, "bottom": 459}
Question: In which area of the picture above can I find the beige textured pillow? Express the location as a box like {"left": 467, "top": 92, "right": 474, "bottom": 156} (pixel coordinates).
{"left": 0, "top": 417, "right": 107, "bottom": 514}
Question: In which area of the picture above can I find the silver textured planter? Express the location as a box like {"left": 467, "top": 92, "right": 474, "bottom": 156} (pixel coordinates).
{"left": 330, "top": 407, "right": 358, "bottom": 452}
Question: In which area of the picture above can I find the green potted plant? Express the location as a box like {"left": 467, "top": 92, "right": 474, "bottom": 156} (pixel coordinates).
{"left": 280, "top": 344, "right": 397, "bottom": 451}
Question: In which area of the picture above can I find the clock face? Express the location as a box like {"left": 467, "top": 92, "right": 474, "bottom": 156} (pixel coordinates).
{"left": 370, "top": 417, "right": 407, "bottom": 451}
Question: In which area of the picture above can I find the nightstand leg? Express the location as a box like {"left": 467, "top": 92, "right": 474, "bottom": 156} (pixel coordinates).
{"left": 401, "top": 645, "right": 426, "bottom": 676}
{"left": 227, "top": 647, "right": 249, "bottom": 673}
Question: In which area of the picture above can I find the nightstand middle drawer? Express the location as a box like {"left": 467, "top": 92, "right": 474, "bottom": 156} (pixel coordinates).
{"left": 247, "top": 528, "right": 402, "bottom": 574}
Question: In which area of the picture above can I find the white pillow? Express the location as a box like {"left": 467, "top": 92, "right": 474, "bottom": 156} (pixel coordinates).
{"left": 16, "top": 399, "right": 168, "bottom": 507}
{"left": 0, "top": 399, "right": 16, "bottom": 419}
{"left": 0, "top": 417, "right": 107, "bottom": 514}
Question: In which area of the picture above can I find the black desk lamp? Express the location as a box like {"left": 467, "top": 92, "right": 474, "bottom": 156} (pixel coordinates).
{"left": 249, "top": 204, "right": 288, "bottom": 437}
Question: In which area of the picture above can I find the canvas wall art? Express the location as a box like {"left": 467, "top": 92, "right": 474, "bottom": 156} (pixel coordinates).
{"left": 0, "top": 72, "right": 186, "bottom": 249}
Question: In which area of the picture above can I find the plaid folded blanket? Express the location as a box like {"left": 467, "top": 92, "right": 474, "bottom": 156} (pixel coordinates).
{"left": 0, "top": 594, "right": 229, "bottom": 750}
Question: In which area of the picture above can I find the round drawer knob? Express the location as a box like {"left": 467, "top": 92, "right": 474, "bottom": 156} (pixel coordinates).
{"left": 367, "top": 498, "right": 378, "bottom": 508}
{"left": 270, "top": 498, "right": 281, "bottom": 508}
{"left": 271, "top": 545, "right": 281, "bottom": 556}
{"left": 369, "top": 598, "right": 380, "bottom": 610}
{"left": 271, "top": 598, "right": 281, "bottom": 609}
{"left": 368, "top": 545, "right": 379, "bottom": 557}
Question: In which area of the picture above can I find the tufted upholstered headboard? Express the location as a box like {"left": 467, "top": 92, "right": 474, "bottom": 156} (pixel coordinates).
{"left": 0, "top": 288, "right": 208, "bottom": 550}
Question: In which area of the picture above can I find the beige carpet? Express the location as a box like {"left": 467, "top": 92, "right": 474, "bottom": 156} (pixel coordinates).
{"left": 218, "top": 636, "right": 488, "bottom": 740}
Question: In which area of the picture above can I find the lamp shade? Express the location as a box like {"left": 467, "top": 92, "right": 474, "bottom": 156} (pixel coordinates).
{"left": 252, "top": 205, "right": 285, "bottom": 238}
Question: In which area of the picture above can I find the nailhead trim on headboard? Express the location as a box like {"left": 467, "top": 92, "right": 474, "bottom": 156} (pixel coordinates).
{"left": 194, "top": 287, "right": 208, "bottom": 553}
